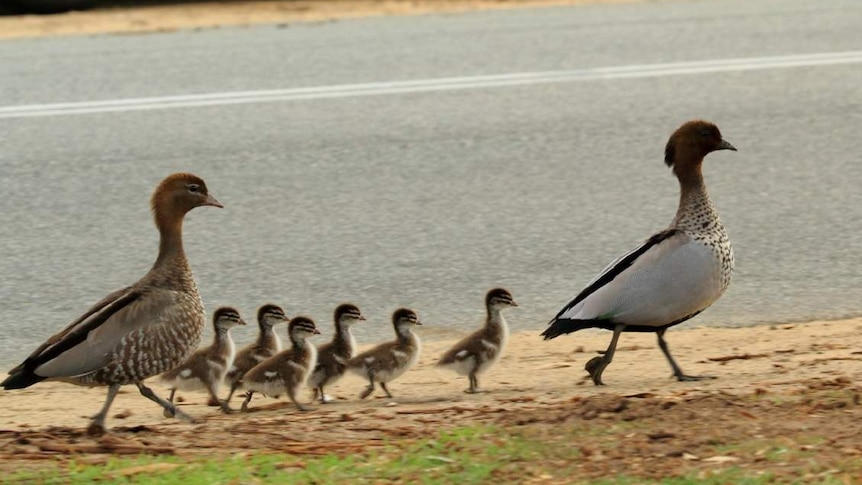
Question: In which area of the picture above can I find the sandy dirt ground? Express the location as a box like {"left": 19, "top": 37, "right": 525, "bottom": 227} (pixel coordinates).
{"left": 0, "top": 0, "right": 641, "bottom": 39}
{"left": 1, "top": 318, "right": 861, "bottom": 481}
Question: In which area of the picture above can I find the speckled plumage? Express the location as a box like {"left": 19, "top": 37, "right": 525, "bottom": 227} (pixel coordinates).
{"left": 159, "top": 307, "right": 245, "bottom": 415}
{"left": 1, "top": 173, "right": 222, "bottom": 435}
{"left": 542, "top": 120, "right": 736, "bottom": 385}
{"left": 437, "top": 289, "right": 518, "bottom": 393}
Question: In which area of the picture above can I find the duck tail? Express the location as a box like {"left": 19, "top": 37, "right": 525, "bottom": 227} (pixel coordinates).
{"left": 541, "top": 318, "right": 592, "bottom": 340}
{"left": 1, "top": 367, "right": 45, "bottom": 390}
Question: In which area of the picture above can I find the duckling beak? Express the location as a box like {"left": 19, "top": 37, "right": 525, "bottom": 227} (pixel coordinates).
{"left": 415, "top": 320, "right": 423, "bottom": 326}
{"left": 511, "top": 300, "right": 520, "bottom": 307}
{"left": 238, "top": 318, "right": 248, "bottom": 326}
{"left": 359, "top": 316, "right": 367, "bottom": 321}
{"left": 313, "top": 328, "right": 321, "bottom": 335}
{"left": 203, "top": 193, "right": 224, "bottom": 208}
{"left": 717, "top": 139, "right": 737, "bottom": 152}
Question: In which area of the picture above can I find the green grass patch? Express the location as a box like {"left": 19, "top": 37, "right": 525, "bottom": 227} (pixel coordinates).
{"left": 4, "top": 425, "right": 859, "bottom": 484}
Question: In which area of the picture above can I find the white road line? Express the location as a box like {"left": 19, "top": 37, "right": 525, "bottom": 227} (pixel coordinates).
{"left": 1, "top": 51, "right": 861, "bottom": 119}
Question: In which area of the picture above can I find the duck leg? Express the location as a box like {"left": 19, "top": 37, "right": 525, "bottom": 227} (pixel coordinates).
{"left": 657, "top": 328, "right": 715, "bottom": 381}
{"left": 316, "top": 386, "right": 334, "bottom": 404}
{"left": 163, "top": 388, "right": 177, "bottom": 418}
{"left": 137, "top": 382, "right": 196, "bottom": 422}
{"left": 241, "top": 391, "right": 254, "bottom": 412}
{"left": 205, "top": 383, "right": 234, "bottom": 414}
{"left": 224, "top": 383, "right": 239, "bottom": 405}
{"left": 287, "top": 384, "right": 312, "bottom": 412}
{"left": 87, "top": 384, "right": 121, "bottom": 436}
{"left": 465, "top": 373, "right": 483, "bottom": 394}
{"left": 359, "top": 374, "right": 376, "bottom": 399}
{"left": 586, "top": 324, "right": 624, "bottom": 385}
{"left": 380, "top": 382, "right": 393, "bottom": 399}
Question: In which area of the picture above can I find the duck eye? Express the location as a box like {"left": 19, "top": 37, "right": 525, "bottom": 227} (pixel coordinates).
{"left": 187, "top": 184, "right": 200, "bottom": 193}
{"left": 700, "top": 129, "right": 711, "bottom": 138}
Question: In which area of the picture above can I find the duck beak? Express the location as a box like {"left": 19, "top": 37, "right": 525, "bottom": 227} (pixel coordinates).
{"left": 717, "top": 139, "right": 737, "bottom": 152}
{"left": 204, "top": 193, "right": 224, "bottom": 208}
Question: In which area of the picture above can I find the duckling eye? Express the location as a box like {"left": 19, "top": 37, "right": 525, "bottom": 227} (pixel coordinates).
{"left": 187, "top": 184, "right": 201, "bottom": 193}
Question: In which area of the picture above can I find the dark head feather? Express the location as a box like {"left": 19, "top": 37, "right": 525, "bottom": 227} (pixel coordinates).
{"left": 334, "top": 303, "right": 363, "bottom": 322}
{"left": 663, "top": 120, "right": 736, "bottom": 172}
{"left": 257, "top": 304, "right": 287, "bottom": 326}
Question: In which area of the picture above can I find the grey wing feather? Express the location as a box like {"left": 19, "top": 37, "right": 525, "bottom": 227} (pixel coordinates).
{"left": 34, "top": 288, "right": 180, "bottom": 378}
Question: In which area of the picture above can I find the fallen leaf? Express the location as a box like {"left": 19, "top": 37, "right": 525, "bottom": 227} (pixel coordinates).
{"left": 703, "top": 456, "right": 740, "bottom": 463}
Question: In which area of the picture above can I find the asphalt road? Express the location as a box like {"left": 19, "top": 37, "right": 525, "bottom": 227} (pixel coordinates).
{"left": 1, "top": 0, "right": 861, "bottom": 364}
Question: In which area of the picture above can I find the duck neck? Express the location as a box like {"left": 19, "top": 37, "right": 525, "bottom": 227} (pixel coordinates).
{"left": 671, "top": 163, "right": 720, "bottom": 232}
{"left": 153, "top": 210, "right": 189, "bottom": 272}
{"left": 213, "top": 327, "right": 233, "bottom": 351}
{"left": 395, "top": 325, "right": 414, "bottom": 343}
{"left": 335, "top": 322, "right": 355, "bottom": 347}
{"left": 486, "top": 306, "right": 504, "bottom": 328}
{"left": 258, "top": 324, "right": 279, "bottom": 347}
{"left": 290, "top": 335, "right": 308, "bottom": 351}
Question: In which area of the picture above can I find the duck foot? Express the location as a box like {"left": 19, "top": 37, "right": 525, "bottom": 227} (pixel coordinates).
{"left": 585, "top": 356, "right": 609, "bottom": 386}
{"left": 675, "top": 373, "right": 717, "bottom": 382}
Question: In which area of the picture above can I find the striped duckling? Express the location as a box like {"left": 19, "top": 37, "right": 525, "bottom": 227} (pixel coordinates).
{"left": 347, "top": 308, "right": 422, "bottom": 400}
{"left": 160, "top": 307, "right": 246, "bottom": 416}
{"left": 1, "top": 173, "right": 222, "bottom": 435}
{"left": 222, "top": 304, "right": 289, "bottom": 406}
{"left": 437, "top": 288, "right": 518, "bottom": 393}
{"left": 542, "top": 120, "right": 737, "bottom": 385}
{"left": 309, "top": 303, "right": 366, "bottom": 403}
{"left": 240, "top": 316, "right": 320, "bottom": 412}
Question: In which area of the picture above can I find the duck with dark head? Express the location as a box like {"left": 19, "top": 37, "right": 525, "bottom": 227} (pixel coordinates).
{"left": 542, "top": 120, "right": 737, "bottom": 386}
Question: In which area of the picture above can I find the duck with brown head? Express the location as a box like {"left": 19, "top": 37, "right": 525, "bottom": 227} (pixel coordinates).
{"left": 542, "top": 120, "right": 736, "bottom": 386}
{"left": 1, "top": 173, "right": 222, "bottom": 435}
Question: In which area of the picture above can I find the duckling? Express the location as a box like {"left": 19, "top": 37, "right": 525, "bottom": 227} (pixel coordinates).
{"left": 308, "top": 303, "right": 365, "bottom": 403}
{"left": 542, "top": 120, "right": 737, "bottom": 385}
{"left": 1, "top": 173, "right": 222, "bottom": 435}
{"left": 347, "top": 308, "right": 422, "bottom": 400}
{"left": 437, "top": 288, "right": 518, "bottom": 393}
{"left": 240, "top": 316, "right": 320, "bottom": 412}
{"left": 222, "top": 304, "right": 289, "bottom": 405}
{"left": 160, "top": 307, "right": 246, "bottom": 416}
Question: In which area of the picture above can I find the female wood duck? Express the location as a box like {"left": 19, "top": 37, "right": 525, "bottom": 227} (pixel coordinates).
{"left": 2, "top": 173, "right": 222, "bottom": 435}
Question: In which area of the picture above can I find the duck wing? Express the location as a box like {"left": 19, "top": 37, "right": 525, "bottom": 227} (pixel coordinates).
{"left": 3, "top": 286, "right": 186, "bottom": 387}
{"left": 544, "top": 229, "right": 720, "bottom": 337}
